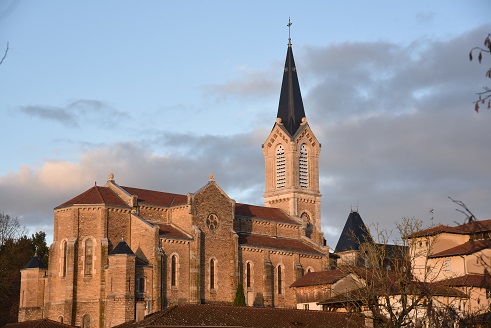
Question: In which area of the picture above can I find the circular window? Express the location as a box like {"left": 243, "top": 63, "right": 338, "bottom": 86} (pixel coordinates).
{"left": 206, "top": 214, "right": 219, "bottom": 231}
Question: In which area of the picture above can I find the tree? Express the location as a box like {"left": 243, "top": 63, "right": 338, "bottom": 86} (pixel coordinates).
{"left": 233, "top": 282, "right": 246, "bottom": 306}
{"left": 0, "top": 42, "right": 8, "bottom": 67}
{"left": 469, "top": 33, "right": 491, "bottom": 112}
{"left": 332, "top": 218, "right": 464, "bottom": 328}
{"left": 0, "top": 213, "right": 48, "bottom": 326}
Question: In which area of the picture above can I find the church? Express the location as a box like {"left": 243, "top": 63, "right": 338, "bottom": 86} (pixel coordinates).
{"left": 18, "top": 38, "right": 330, "bottom": 327}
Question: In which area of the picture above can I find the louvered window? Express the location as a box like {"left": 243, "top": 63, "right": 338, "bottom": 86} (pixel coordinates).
{"left": 276, "top": 145, "right": 286, "bottom": 189}
{"left": 299, "top": 144, "right": 309, "bottom": 188}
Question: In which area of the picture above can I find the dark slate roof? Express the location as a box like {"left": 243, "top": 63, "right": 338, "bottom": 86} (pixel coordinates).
{"left": 22, "top": 254, "right": 47, "bottom": 269}
{"left": 235, "top": 203, "right": 300, "bottom": 225}
{"left": 291, "top": 269, "right": 349, "bottom": 287}
{"left": 334, "top": 210, "right": 372, "bottom": 252}
{"left": 110, "top": 239, "right": 135, "bottom": 255}
{"left": 4, "top": 319, "right": 79, "bottom": 328}
{"left": 276, "top": 43, "right": 306, "bottom": 137}
{"left": 56, "top": 186, "right": 127, "bottom": 208}
{"left": 238, "top": 233, "right": 323, "bottom": 256}
{"left": 122, "top": 186, "right": 188, "bottom": 207}
{"left": 113, "top": 304, "right": 365, "bottom": 328}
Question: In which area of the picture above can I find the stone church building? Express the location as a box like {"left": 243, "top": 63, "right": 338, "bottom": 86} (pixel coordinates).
{"left": 18, "top": 40, "right": 330, "bottom": 327}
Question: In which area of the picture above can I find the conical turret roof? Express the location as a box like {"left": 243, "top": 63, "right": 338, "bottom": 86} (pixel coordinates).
{"left": 22, "top": 254, "right": 47, "bottom": 269}
{"left": 335, "top": 210, "right": 373, "bottom": 252}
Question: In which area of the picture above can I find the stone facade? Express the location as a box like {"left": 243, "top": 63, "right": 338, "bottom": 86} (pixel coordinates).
{"left": 18, "top": 42, "right": 331, "bottom": 327}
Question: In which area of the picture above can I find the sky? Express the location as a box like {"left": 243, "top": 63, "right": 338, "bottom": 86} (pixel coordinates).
{"left": 1, "top": 1, "right": 490, "bottom": 247}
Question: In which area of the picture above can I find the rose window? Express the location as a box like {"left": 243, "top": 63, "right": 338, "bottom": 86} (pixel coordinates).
{"left": 206, "top": 214, "right": 219, "bottom": 231}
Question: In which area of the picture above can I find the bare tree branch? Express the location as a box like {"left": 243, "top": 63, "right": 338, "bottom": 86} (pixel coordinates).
{"left": 0, "top": 42, "right": 8, "bottom": 67}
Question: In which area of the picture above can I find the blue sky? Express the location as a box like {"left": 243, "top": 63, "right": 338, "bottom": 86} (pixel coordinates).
{"left": 1, "top": 1, "right": 490, "bottom": 245}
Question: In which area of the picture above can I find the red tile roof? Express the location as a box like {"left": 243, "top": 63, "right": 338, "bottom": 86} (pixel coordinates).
{"left": 410, "top": 219, "right": 491, "bottom": 238}
{"left": 438, "top": 274, "right": 491, "bottom": 288}
{"left": 5, "top": 319, "right": 79, "bottom": 328}
{"left": 238, "top": 233, "right": 323, "bottom": 255}
{"left": 429, "top": 240, "right": 489, "bottom": 258}
{"left": 56, "top": 186, "right": 127, "bottom": 208}
{"left": 235, "top": 203, "right": 299, "bottom": 225}
{"left": 156, "top": 224, "right": 191, "bottom": 240}
{"left": 114, "top": 304, "right": 365, "bottom": 328}
{"left": 122, "top": 186, "right": 188, "bottom": 207}
{"left": 320, "top": 282, "right": 468, "bottom": 305}
{"left": 291, "top": 269, "right": 349, "bottom": 287}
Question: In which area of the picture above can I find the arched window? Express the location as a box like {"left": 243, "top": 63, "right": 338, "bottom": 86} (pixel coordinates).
{"left": 306, "top": 267, "right": 314, "bottom": 274}
{"left": 84, "top": 239, "right": 93, "bottom": 276}
{"left": 171, "top": 254, "right": 178, "bottom": 287}
{"left": 301, "top": 212, "right": 312, "bottom": 238}
{"left": 61, "top": 240, "right": 67, "bottom": 277}
{"left": 277, "top": 265, "right": 284, "bottom": 295}
{"left": 210, "top": 258, "right": 217, "bottom": 290}
{"left": 246, "top": 262, "right": 252, "bottom": 288}
{"left": 299, "top": 144, "right": 309, "bottom": 188}
{"left": 82, "top": 314, "right": 91, "bottom": 328}
{"left": 276, "top": 145, "right": 286, "bottom": 189}
{"left": 58, "top": 316, "right": 63, "bottom": 323}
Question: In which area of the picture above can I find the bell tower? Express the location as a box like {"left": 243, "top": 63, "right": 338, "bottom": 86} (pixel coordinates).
{"left": 263, "top": 31, "right": 323, "bottom": 245}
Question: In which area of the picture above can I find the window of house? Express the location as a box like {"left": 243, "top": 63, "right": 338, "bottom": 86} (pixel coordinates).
{"left": 210, "top": 258, "right": 216, "bottom": 290}
{"left": 277, "top": 265, "right": 283, "bottom": 295}
{"left": 137, "top": 277, "right": 145, "bottom": 294}
{"left": 304, "top": 304, "right": 309, "bottom": 310}
{"left": 61, "top": 240, "right": 67, "bottom": 277}
{"left": 246, "top": 262, "right": 252, "bottom": 288}
{"left": 171, "top": 254, "right": 178, "bottom": 287}
{"left": 82, "top": 314, "right": 91, "bottom": 328}
{"left": 84, "top": 239, "right": 93, "bottom": 276}
{"left": 443, "top": 259, "right": 451, "bottom": 272}
{"left": 276, "top": 145, "right": 286, "bottom": 189}
{"left": 299, "top": 144, "right": 309, "bottom": 188}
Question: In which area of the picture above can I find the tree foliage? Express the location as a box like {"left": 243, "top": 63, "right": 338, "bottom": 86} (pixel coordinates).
{"left": 469, "top": 33, "right": 491, "bottom": 112}
{"left": 233, "top": 282, "right": 246, "bottom": 306}
{"left": 0, "top": 213, "right": 48, "bottom": 326}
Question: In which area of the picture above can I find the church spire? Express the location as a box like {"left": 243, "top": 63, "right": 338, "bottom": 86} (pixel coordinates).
{"left": 277, "top": 19, "right": 306, "bottom": 137}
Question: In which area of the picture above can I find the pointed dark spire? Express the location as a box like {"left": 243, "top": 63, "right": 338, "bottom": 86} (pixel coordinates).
{"left": 276, "top": 35, "right": 306, "bottom": 137}
{"left": 334, "top": 210, "right": 373, "bottom": 252}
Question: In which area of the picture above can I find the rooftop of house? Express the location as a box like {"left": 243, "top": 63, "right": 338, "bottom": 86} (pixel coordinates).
{"left": 113, "top": 303, "right": 365, "bottom": 328}
{"left": 4, "top": 319, "right": 79, "bottom": 328}
{"left": 410, "top": 219, "right": 491, "bottom": 238}
{"left": 290, "top": 269, "right": 349, "bottom": 288}
{"left": 438, "top": 273, "right": 491, "bottom": 288}
{"left": 238, "top": 233, "right": 323, "bottom": 256}
{"left": 429, "top": 240, "right": 489, "bottom": 258}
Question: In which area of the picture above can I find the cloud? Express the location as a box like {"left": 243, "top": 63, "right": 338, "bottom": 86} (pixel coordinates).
{"left": 19, "top": 99, "right": 127, "bottom": 128}
{"left": 3, "top": 25, "right": 491, "bottom": 248}
{"left": 204, "top": 66, "right": 278, "bottom": 100}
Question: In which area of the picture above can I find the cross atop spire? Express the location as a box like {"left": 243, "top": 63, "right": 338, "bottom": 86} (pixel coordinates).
{"left": 287, "top": 17, "right": 292, "bottom": 45}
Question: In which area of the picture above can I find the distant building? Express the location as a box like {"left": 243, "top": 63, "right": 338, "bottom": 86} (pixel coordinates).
{"left": 409, "top": 219, "right": 491, "bottom": 316}
{"left": 18, "top": 38, "right": 330, "bottom": 327}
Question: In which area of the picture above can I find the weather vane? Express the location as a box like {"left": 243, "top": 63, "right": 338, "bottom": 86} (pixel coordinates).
{"left": 287, "top": 17, "right": 292, "bottom": 44}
